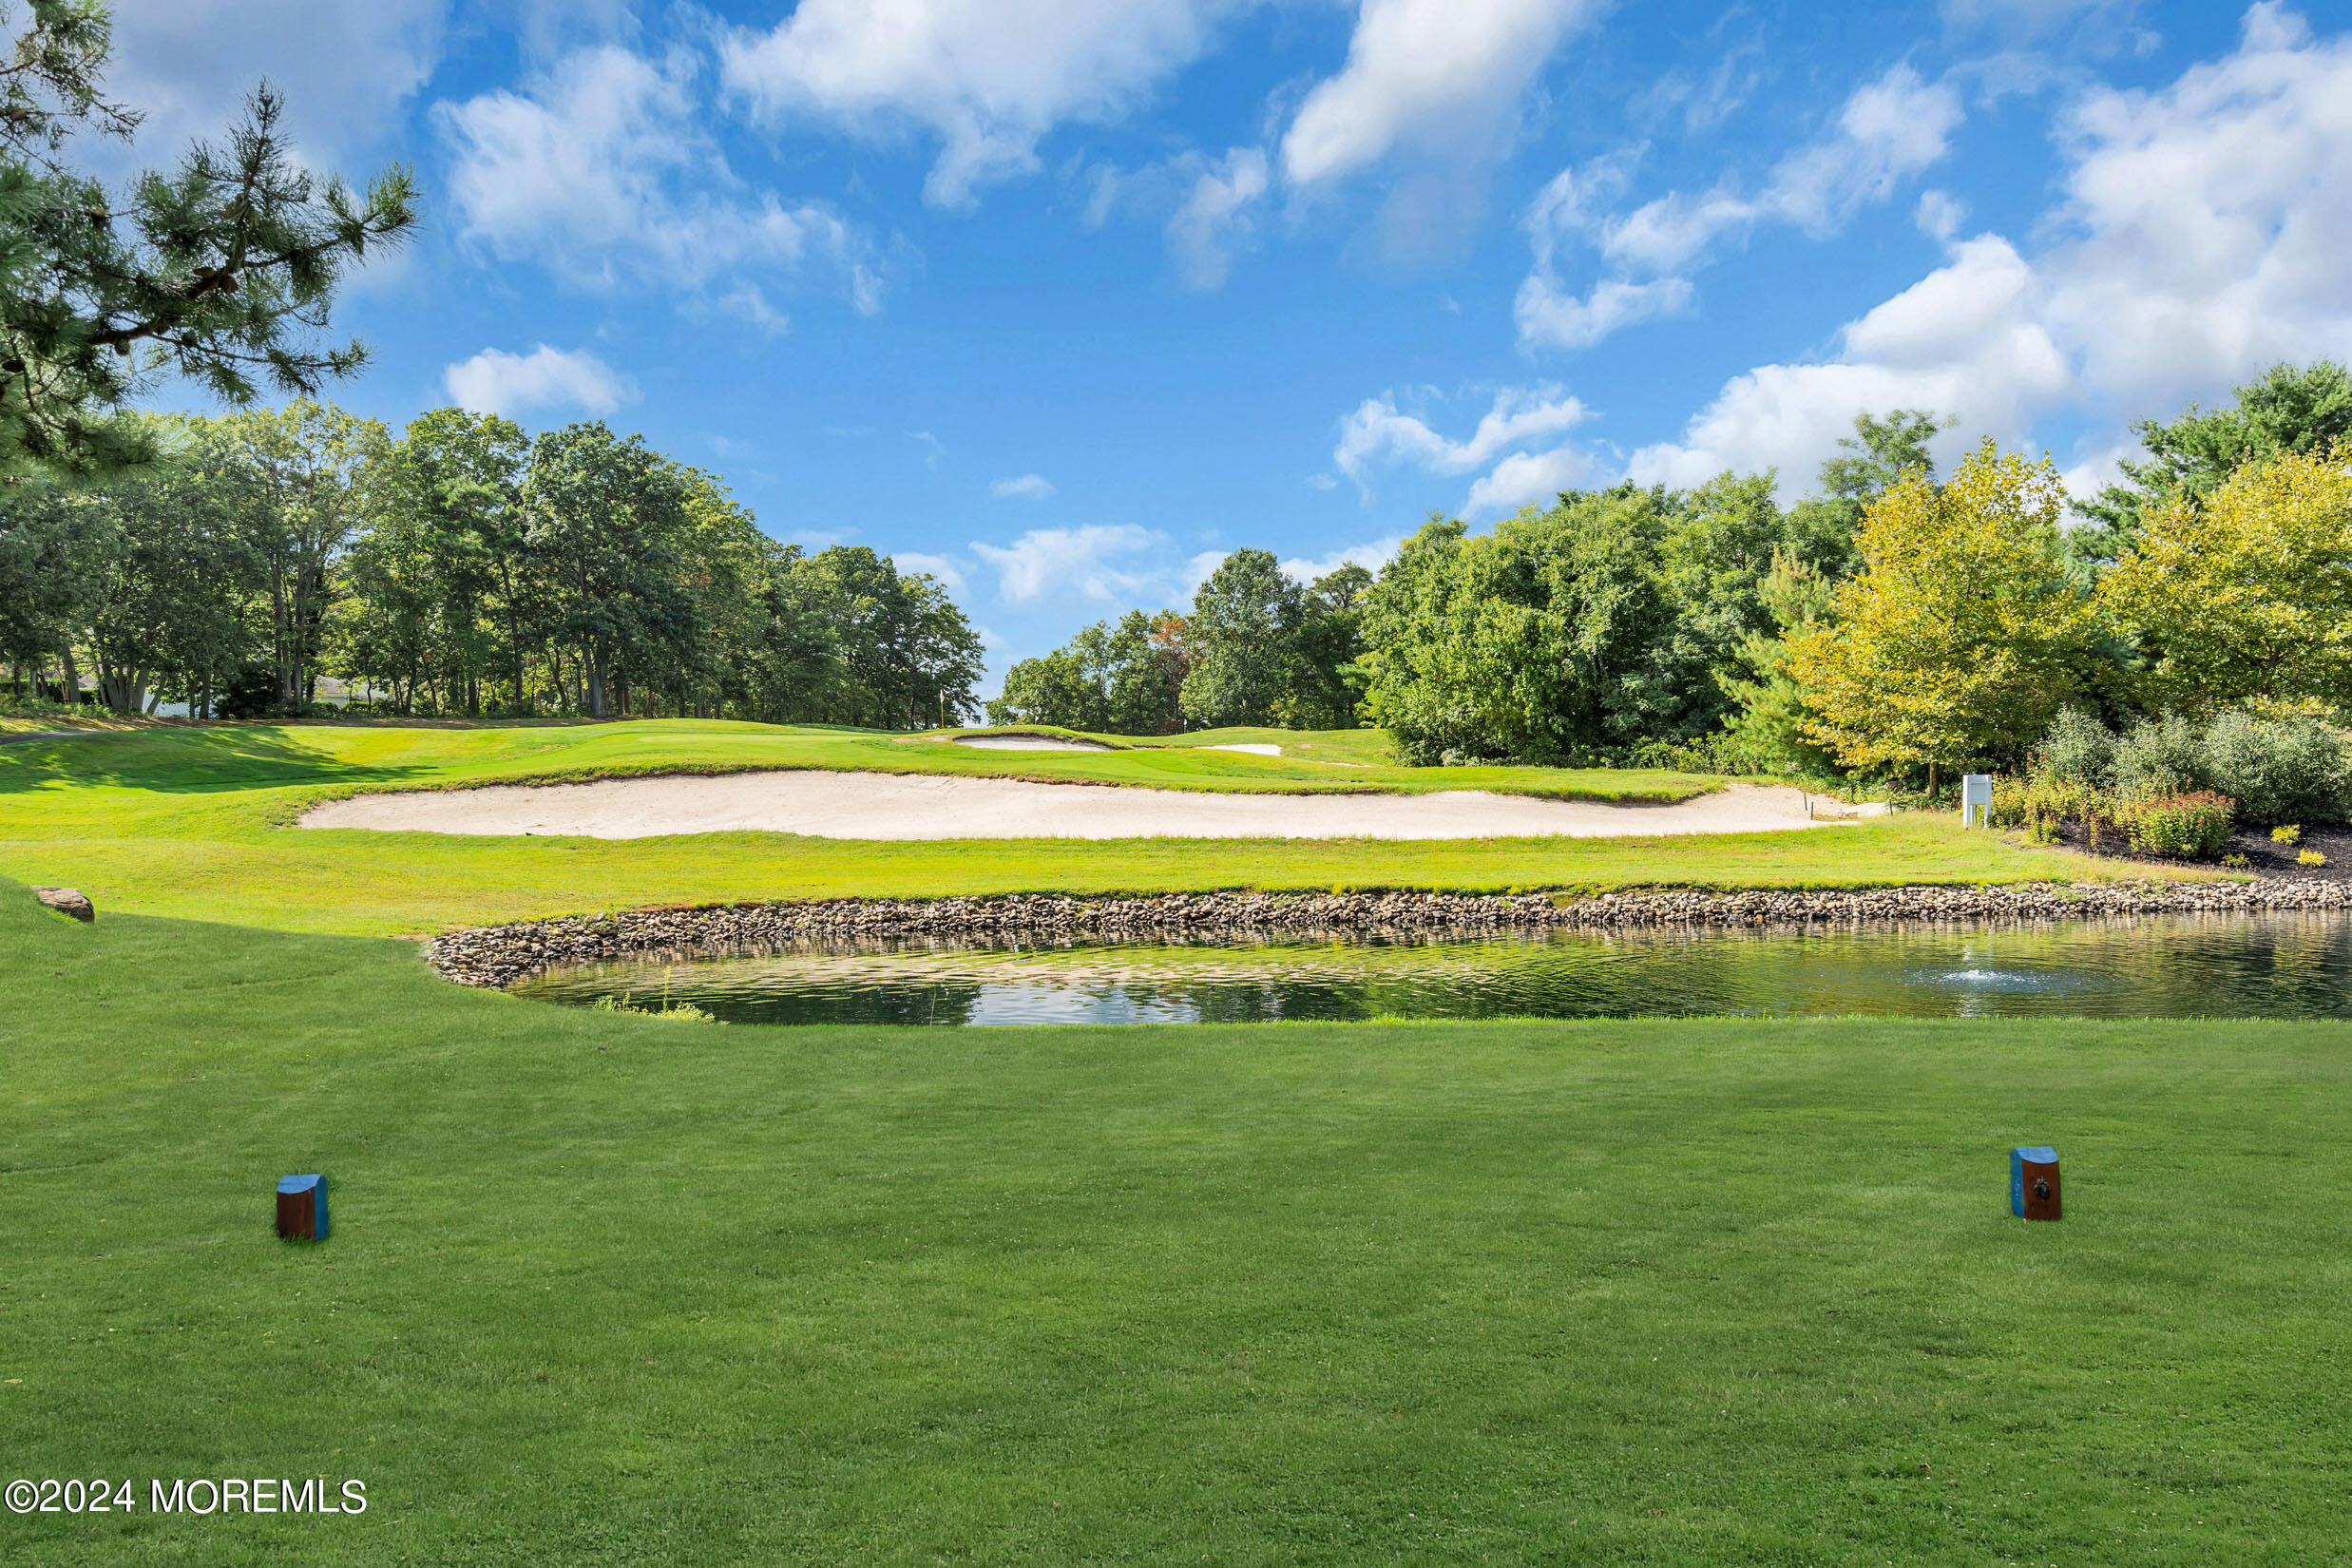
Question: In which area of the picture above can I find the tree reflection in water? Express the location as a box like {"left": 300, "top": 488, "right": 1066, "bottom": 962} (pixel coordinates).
{"left": 512, "top": 912, "right": 2352, "bottom": 1026}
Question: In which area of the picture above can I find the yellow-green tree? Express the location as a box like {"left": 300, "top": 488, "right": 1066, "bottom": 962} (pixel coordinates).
{"left": 1788, "top": 441, "right": 2097, "bottom": 777}
{"left": 2096, "top": 444, "right": 2352, "bottom": 710}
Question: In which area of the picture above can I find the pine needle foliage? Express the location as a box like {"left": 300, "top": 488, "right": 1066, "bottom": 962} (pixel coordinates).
{"left": 0, "top": 0, "right": 416, "bottom": 484}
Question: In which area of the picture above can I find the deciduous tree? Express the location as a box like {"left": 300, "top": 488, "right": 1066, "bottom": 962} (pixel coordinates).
{"left": 1358, "top": 488, "right": 1679, "bottom": 764}
{"left": 990, "top": 609, "right": 1189, "bottom": 734}
{"left": 1788, "top": 441, "right": 2097, "bottom": 778}
{"left": 71, "top": 438, "right": 250, "bottom": 712}
{"left": 1180, "top": 548, "right": 1303, "bottom": 729}
{"left": 2096, "top": 444, "right": 2352, "bottom": 711}
{"left": 203, "top": 399, "right": 389, "bottom": 708}
{"left": 521, "top": 422, "right": 696, "bottom": 720}
{"left": 2073, "top": 360, "right": 2352, "bottom": 563}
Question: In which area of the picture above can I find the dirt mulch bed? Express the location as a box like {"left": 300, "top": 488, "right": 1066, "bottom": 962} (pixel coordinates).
{"left": 2029, "top": 818, "right": 2350, "bottom": 883}
{"left": 2228, "top": 822, "right": 2352, "bottom": 884}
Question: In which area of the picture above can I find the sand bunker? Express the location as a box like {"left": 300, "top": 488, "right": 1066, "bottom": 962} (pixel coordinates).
{"left": 952, "top": 736, "right": 1111, "bottom": 752}
{"left": 1805, "top": 794, "right": 1892, "bottom": 820}
{"left": 300, "top": 772, "right": 1844, "bottom": 841}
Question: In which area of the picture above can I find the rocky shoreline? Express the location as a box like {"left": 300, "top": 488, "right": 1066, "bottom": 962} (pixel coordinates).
{"left": 424, "top": 878, "right": 2352, "bottom": 990}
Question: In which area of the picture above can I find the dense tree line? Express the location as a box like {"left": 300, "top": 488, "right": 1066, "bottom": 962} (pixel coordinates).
{"left": 992, "top": 366, "right": 2352, "bottom": 794}
{"left": 0, "top": 5, "right": 991, "bottom": 729}
{"left": 0, "top": 402, "right": 985, "bottom": 723}
{"left": 987, "top": 413, "right": 1922, "bottom": 751}
{"left": 987, "top": 551, "right": 1372, "bottom": 733}
{"left": 2, "top": 2, "right": 2343, "bottom": 807}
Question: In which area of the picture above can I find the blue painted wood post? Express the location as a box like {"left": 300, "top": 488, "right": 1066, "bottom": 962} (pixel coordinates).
{"left": 2009, "top": 1146, "right": 2059, "bottom": 1220}
{"left": 276, "top": 1174, "right": 329, "bottom": 1241}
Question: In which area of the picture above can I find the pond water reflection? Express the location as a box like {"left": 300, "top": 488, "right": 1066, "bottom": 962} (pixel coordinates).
{"left": 511, "top": 910, "right": 2352, "bottom": 1025}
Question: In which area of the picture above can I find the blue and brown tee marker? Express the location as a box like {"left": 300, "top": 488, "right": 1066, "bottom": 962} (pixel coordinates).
{"left": 2009, "top": 1146, "right": 2060, "bottom": 1221}
{"left": 276, "top": 1174, "right": 329, "bottom": 1242}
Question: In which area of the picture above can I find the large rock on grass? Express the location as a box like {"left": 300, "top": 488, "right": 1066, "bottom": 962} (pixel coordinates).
{"left": 33, "top": 886, "right": 94, "bottom": 923}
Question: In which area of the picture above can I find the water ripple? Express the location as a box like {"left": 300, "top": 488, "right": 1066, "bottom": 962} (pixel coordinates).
{"left": 514, "top": 911, "right": 2352, "bottom": 1026}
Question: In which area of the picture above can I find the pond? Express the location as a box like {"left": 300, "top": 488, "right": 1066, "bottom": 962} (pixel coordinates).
{"left": 511, "top": 910, "right": 2352, "bottom": 1025}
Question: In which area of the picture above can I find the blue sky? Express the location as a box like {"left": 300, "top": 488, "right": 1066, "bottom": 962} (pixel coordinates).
{"left": 105, "top": 0, "right": 2352, "bottom": 690}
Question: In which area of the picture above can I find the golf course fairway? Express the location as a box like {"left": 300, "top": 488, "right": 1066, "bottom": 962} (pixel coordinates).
{"left": 5, "top": 881, "right": 2349, "bottom": 1565}
{"left": 3, "top": 719, "right": 2323, "bottom": 1565}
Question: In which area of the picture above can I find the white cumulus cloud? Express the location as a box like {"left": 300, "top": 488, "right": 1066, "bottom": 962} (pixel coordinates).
{"left": 1463, "top": 446, "right": 1598, "bottom": 516}
{"left": 1763, "top": 64, "right": 1966, "bottom": 235}
{"left": 105, "top": 0, "right": 445, "bottom": 160}
{"left": 1333, "top": 385, "right": 1591, "bottom": 493}
{"left": 991, "top": 473, "right": 1058, "bottom": 500}
{"left": 444, "top": 345, "right": 640, "bottom": 418}
{"left": 1915, "top": 188, "right": 1968, "bottom": 239}
{"left": 1628, "top": 4, "right": 2352, "bottom": 494}
{"left": 719, "top": 0, "right": 1238, "bottom": 207}
{"left": 971, "top": 524, "right": 1171, "bottom": 604}
{"left": 1281, "top": 0, "right": 1600, "bottom": 186}
{"left": 438, "top": 43, "right": 883, "bottom": 310}
{"left": 1167, "top": 147, "right": 1271, "bottom": 290}
{"left": 891, "top": 551, "right": 971, "bottom": 597}
{"left": 2037, "top": 1, "right": 2352, "bottom": 415}
{"left": 1626, "top": 236, "right": 2066, "bottom": 489}
{"left": 1082, "top": 143, "right": 1272, "bottom": 289}
{"left": 1513, "top": 276, "right": 1694, "bottom": 351}
{"left": 1519, "top": 64, "right": 1965, "bottom": 351}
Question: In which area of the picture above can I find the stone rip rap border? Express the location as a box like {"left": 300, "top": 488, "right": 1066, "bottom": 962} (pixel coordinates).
{"left": 424, "top": 879, "right": 2352, "bottom": 991}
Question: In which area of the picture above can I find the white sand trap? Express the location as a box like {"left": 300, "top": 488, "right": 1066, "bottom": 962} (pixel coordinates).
{"left": 953, "top": 735, "right": 1111, "bottom": 752}
{"left": 301, "top": 772, "right": 1844, "bottom": 841}
{"left": 1201, "top": 742, "right": 1282, "bottom": 755}
{"left": 1805, "top": 794, "right": 1892, "bottom": 819}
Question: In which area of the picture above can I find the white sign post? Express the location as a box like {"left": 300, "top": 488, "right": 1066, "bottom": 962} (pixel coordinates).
{"left": 1960, "top": 773, "right": 1994, "bottom": 828}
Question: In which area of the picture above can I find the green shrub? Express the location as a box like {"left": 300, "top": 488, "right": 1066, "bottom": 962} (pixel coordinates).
{"left": 2223, "top": 852, "right": 2251, "bottom": 869}
{"left": 2120, "top": 791, "right": 2236, "bottom": 859}
{"left": 2112, "top": 713, "right": 2208, "bottom": 800}
{"left": 1986, "top": 776, "right": 2028, "bottom": 829}
{"left": 0, "top": 692, "right": 86, "bottom": 720}
{"left": 1628, "top": 734, "right": 1746, "bottom": 774}
{"left": 2033, "top": 708, "right": 2116, "bottom": 787}
{"left": 1989, "top": 773, "right": 2107, "bottom": 833}
{"left": 2203, "top": 711, "right": 2351, "bottom": 823}
{"left": 216, "top": 667, "right": 278, "bottom": 719}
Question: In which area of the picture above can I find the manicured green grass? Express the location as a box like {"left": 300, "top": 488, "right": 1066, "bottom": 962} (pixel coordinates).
{"left": 0, "top": 720, "right": 2160, "bottom": 937}
{"left": 0, "top": 717, "right": 1719, "bottom": 800}
{"left": 4, "top": 884, "right": 2346, "bottom": 1565}
{"left": 964, "top": 721, "right": 1403, "bottom": 768}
